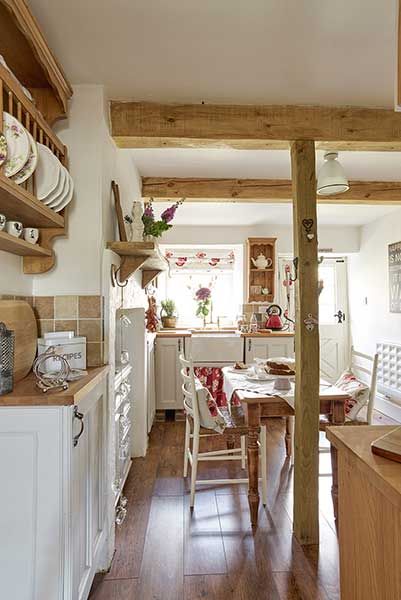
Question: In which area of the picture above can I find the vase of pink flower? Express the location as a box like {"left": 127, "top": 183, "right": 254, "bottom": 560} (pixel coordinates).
{"left": 142, "top": 198, "right": 183, "bottom": 240}
{"left": 195, "top": 286, "right": 212, "bottom": 327}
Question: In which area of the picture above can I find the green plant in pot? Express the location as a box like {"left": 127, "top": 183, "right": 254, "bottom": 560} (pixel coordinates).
{"left": 160, "top": 299, "right": 177, "bottom": 329}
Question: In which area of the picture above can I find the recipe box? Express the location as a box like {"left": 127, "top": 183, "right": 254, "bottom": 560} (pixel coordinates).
{"left": 37, "top": 335, "right": 87, "bottom": 371}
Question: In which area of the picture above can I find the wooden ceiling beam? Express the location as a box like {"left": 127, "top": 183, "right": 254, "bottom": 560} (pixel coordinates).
{"left": 142, "top": 177, "right": 401, "bottom": 205}
{"left": 111, "top": 101, "right": 401, "bottom": 151}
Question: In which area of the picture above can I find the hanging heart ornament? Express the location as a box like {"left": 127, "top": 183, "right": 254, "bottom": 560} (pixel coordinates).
{"left": 304, "top": 313, "right": 318, "bottom": 331}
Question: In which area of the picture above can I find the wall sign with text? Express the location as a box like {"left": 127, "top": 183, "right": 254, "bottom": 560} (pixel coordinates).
{"left": 389, "top": 241, "right": 401, "bottom": 313}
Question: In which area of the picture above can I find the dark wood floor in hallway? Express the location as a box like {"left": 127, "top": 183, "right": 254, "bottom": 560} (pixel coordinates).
{"left": 89, "top": 412, "right": 394, "bottom": 600}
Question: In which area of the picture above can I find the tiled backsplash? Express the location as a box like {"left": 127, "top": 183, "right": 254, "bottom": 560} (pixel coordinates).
{"left": 0, "top": 294, "right": 104, "bottom": 367}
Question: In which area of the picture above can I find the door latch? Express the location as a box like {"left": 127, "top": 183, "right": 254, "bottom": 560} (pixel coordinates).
{"left": 334, "top": 310, "right": 346, "bottom": 324}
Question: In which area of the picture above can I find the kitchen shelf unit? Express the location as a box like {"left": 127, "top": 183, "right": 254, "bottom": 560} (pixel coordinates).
{"left": 0, "top": 230, "right": 51, "bottom": 256}
{"left": 0, "top": 0, "right": 72, "bottom": 274}
{"left": 247, "top": 237, "right": 276, "bottom": 303}
{"left": 107, "top": 241, "right": 169, "bottom": 288}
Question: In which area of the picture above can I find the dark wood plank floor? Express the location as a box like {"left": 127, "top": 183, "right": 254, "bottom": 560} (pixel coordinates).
{"left": 90, "top": 411, "right": 398, "bottom": 600}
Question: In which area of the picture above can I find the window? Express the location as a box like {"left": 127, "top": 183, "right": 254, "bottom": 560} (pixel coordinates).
{"left": 160, "top": 245, "right": 243, "bottom": 326}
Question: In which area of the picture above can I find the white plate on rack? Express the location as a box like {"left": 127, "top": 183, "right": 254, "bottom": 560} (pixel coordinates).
{"left": 47, "top": 165, "right": 69, "bottom": 208}
{"left": 44, "top": 162, "right": 66, "bottom": 206}
{"left": 54, "top": 169, "right": 74, "bottom": 212}
{"left": 12, "top": 129, "right": 38, "bottom": 184}
{"left": 35, "top": 143, "right": 61, "bottom": 200}
{"left": 3, "top": 111, "right": 30, "bottom": 177}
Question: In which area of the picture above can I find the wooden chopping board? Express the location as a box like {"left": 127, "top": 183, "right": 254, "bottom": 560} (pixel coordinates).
{"left": 371, "top": 426, "right": 401, "bottom": 463}
{"left": 0, "top": 300, "right": 37, "bottom": 382}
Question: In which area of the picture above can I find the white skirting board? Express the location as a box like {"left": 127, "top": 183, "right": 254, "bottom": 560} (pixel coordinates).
{"left": 375, "top": 392, "right": 401, "bottom": 423}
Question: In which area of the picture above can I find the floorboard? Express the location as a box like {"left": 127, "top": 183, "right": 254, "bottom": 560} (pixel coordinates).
{"left": 90, "top": 411, "right": 396, "bottom": 599}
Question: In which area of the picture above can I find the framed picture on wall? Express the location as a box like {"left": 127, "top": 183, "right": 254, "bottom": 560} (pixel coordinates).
{"left": 389, "top": 241, "right": 401, "bottom": 313}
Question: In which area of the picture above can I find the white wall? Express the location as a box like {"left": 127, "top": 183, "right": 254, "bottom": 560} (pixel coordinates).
{"left": 348, "top": 208, "right": 401, "bottom": 355}
{"left": 0, "top": 253, "right": 33, "bottom": 296}
{"left": 33, "top": 85, "right": 114, "bottom": 296}
{"left": 163, "top": 224, "right": 360, "bottom": 254}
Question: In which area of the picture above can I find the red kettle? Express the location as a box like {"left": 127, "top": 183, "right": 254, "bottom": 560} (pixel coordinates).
{"left": 265, "top": 304, "right": 283, "bottom": 330}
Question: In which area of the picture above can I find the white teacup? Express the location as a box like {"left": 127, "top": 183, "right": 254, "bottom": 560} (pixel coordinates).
{"left": 0, "top": 214, "right": 5, "bottom": 231}
{"left": 22, "top": 227, "right": 39, "bottom": 244}
{"left": 5, "top": 221, "right": 23, "bottom": 237}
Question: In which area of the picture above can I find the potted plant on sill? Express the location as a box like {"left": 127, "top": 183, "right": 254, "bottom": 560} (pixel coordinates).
{"left": 160, "top": 299, "right": 177, "bottom": 329}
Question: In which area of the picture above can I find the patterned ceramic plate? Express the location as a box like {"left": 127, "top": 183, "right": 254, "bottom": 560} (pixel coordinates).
{"left": 35, "top": 143, "right": 61, "bottom": 200}
{"left": 3, "top": 112, "right": 30, "bottom": 177}
{"left": 0, "top": 132, "right": 7, "bottom": 167}
{"left": 12, "top": 129, "right": 38, "bottom": 184}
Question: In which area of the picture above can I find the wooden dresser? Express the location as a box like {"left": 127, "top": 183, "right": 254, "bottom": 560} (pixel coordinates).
{"left": 327, "top": 425, "right": 401, "bottom": 600}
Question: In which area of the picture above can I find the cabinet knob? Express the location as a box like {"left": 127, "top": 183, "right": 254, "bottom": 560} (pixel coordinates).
{"left": 248, "top": 339, "right": 252, "bottom": 352}
{"left": 178, "top": 339, "right": 182, "bottom": 353}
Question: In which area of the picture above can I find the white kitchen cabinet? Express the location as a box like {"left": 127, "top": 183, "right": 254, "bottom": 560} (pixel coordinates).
{"left": 155, "top": 336, "right": 185, "bottom": 409}
{"left": 0, "top": 369, "right": 109, "bottom": 600}
{"left": 245, "top": 336, "right": 294, "bottom": 363}
{"left": 147, "top": 335, "right": 156, "bottom": 431}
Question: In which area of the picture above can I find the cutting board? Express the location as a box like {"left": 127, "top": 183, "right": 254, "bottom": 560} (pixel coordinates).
{"left": 371, "top": 427, "right": 401, "bottom": 463}
{"left": 0, "top": 300, "right": 37, "bottom": 382}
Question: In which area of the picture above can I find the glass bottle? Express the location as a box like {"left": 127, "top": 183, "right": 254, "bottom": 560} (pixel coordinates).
{"left": 250, "top": 313, "right": 258, "bottom": 333}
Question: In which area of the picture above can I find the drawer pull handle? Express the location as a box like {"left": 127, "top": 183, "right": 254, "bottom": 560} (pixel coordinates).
{"left": 73, "top": 406, "right": 85, "bottom": 447}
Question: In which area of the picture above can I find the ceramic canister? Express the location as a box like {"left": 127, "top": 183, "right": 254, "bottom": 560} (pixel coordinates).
{"left": 0, "top": 214, "right": 5, "bottom": 231}
{"left": 22, "top": 228, "right": 39, "bottom": 244}
{"left": 5, "top": 221, "right": 23, "bottom": 237}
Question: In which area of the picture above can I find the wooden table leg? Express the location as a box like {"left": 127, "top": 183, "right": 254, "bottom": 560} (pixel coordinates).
{"left": 246, "top": 403, "right": 261, "bottom": 527}
{"left": 329, "top": 399, "right": 345, "bottom": 522}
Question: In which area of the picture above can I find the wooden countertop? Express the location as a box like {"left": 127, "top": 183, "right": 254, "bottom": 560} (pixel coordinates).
{"left": 156, "top": 329, "right": 294, "bottom": 338}
{"left": 240, "top": 331, "right": 294, "bottom": 338}
{"left": 156, "top": 330, "right": 192, "bottom": 337}
{"left": 0, "top": 366, "right": 110, "bottom": 407}
{"left": 327, "top": 425, "right": 401, "bottom": 509}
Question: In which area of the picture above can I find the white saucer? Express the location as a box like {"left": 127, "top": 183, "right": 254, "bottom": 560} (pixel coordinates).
{"left": 54, "top": 169, "right": 74, "bottom": 212}
{"left": 43, "top": 159, "right": 66, "bottom": 205}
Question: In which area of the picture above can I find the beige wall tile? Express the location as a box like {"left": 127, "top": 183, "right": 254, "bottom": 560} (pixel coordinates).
{"left": 78, "top": 319, "right": 102, "bottom": 342}
{"left": 87, "top": 342, "right": 103, "bottom": 367}
{"left": 0, "top": 295, "right": 15, "bottom": 300}
{"left": 55, "top": 320, "right": 78, "bottom": 335}
{"left": 34, "top": 296, "right": 54, "bottom": 319}
{"left": 79, "top": 295, "right": 102, "bottom": 319}
{"left": 55, "top": 295, "right": 78, "bottom": 319}
{"left": 15, "top": 295, "right": 34, "bottom": 306}
{"left": 38, "top": 319, "right": 54, "bottom": 336}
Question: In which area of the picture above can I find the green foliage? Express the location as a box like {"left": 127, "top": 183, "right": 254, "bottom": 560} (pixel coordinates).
{"left": 161, "top": 299, "right": 176, "bottom": 317}
{"left": 142, "top": 214, "right": 172, "bottom": 238}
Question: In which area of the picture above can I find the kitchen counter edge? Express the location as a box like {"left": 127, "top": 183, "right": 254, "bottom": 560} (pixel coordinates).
{"left": 0, "top": 365, "right": 110, "bottom": 407}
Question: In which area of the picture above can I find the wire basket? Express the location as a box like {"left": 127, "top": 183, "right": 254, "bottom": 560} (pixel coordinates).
{"left": 0, "top": 322, "right": 14, "bottom": 395}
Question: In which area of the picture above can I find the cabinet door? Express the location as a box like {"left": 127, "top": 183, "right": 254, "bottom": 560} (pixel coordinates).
{"left": 155, "top": 337, "right": 184, "bottom": 409}
{"left": 72, "top": 379, "right": 108, "bottom": 600}
{"left": 245, "top": 337, "right": 294, "bottom": 362}
{"left": 147, "top": 338, "right": 156, "bottom": 431}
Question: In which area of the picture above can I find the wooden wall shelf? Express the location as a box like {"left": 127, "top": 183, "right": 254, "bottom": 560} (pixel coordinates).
{"left": 0, "top": 174, "right": 64, "bottom": 227}
{"left": 107, "top": 241, "right": 168, "bottom": 288}
{"left": 247, "top": 237, "right": 276, "bottom": 303}
{"left": 0, "top": 0, "right": 73, "bottom": 124}
{"left": 0, "top": 3, "right": 72, "bottom": 275}
{"left": 0, "top": 230, "right": 51, "bottom": 256}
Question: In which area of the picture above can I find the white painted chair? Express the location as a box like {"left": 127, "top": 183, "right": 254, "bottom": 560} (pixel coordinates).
{"left": 180, "top": 354, "right": 268, "bottom": 508}
{"left": 320, "top": 346, "right": 379, "bottom": 438}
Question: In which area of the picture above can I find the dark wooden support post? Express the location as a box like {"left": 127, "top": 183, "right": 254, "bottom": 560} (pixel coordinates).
{"left": 291, "top": 140, "right": 320, "bottom": 545}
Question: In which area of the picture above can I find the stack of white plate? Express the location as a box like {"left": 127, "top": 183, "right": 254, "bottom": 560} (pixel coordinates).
{"left": 35, "top": 144, "right": 74, "bottom": 212}
{"left": 0, "top": 111, "right": 73, "bottom": 213}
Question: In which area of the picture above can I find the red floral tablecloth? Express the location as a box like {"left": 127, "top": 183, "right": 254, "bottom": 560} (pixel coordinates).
{"left": 193, "top": 366, "right": 228, "bottom": 406}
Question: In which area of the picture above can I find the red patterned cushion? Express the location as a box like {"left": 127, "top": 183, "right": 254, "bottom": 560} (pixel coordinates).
{"left": 335, "top": 370, "right": 369, "bottom": 418}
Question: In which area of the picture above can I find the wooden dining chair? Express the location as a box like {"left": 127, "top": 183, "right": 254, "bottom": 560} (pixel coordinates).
{"left": 180, "top": 354, "right": 268, "bottom": 508}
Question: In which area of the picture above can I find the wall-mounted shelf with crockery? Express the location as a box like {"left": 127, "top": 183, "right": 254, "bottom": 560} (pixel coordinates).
{"left": 107, "top": 241, "right": 169, "bottom": 288}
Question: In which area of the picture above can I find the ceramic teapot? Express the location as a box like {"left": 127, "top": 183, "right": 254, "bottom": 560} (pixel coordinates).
{"left": 251, "top": 253, "right": 272, "bottom": 270}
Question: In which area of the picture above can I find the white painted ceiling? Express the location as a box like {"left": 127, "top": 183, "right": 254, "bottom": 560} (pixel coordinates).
{"left": 154, "top": 201, "right": 399, "bottom": 227}
{"left": 29, "top": 1, "right": 401, "bottom": 226}
{"left": 30, "top": 0, "right": 396, "bottom": 107}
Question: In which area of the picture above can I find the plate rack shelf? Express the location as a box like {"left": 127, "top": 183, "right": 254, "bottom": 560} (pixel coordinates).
{"left": 0, "top": 1, "right": 72, "bottom": 274}
{"left": 107, "top": 241, "right": 169, "bottom": 288}
{"left": 247, "top": 237, "right": 276, "bottom": 303}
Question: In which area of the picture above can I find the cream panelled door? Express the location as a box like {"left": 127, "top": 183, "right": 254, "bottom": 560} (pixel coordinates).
{"left": 319, "top": 258, "right": 349, "bottom": 382}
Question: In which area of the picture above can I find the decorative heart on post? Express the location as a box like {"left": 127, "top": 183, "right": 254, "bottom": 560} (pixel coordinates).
{"left": 302, "top": 218, "right": 315, "bottom": 241}
{"left": 304, "top": 313, "right": 319, "bottom": 331}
